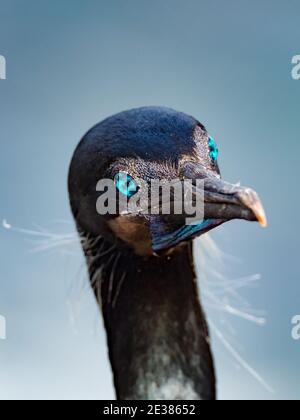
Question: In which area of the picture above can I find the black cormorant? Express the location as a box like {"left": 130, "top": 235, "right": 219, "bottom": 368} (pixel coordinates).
{"left": 68, "top": 106, "right": 266, "bottom": 400}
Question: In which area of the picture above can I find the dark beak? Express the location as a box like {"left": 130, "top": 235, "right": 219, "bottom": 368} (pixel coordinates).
{"left": 150, "top": 163, "right": 267, "bottom": 252}
{"left": 203, "top": 176, "right": 267, "bottom": 227}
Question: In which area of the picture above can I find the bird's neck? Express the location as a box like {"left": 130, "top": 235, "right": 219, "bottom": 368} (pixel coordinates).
{"left": 84, "top": 237, "right": 216, "bottom": 400}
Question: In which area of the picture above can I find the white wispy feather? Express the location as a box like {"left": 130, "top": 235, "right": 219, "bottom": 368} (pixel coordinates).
{"left": 195, "top": 235, "right": 273, "bottom": 393}
{"left": 3, "top": 218, "right": 273, "bottom": 393}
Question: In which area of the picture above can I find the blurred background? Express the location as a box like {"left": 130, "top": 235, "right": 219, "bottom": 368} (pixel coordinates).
{"left": 0, "top": 0, "right": 299, "bottom": 400}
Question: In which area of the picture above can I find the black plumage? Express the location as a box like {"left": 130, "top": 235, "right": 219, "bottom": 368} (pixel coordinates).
{"left": 68, "top": 107, "right": 266, "bottom": 400}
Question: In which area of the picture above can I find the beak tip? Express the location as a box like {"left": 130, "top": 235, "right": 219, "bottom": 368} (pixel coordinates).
{"left": 255, "top": 208, "right": 268, "bottom": 228}
{"left": 258, "top": 217, "right": 268, "bottom": 228}
{"left": 240, "top": 189, "right": 267, "bottom": 229}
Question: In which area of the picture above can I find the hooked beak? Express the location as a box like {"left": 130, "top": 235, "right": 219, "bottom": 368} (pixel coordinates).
{"left": 203, "top": 176, "right": 267, "bottom": 227}
{"left": 150, "top": 163, "right": 267, "bottom": 252}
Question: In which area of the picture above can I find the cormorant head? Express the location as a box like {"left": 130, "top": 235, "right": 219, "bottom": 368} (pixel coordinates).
{"left": 69, "top": 107, "right": 266, "bottom": 256}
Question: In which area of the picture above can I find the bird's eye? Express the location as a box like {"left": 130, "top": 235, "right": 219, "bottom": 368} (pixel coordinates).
{"left": 114, "top": 172, "right": 139, "bottom": 198}
{"left": 208, "top": 136, "right": 219, "bottom": 162}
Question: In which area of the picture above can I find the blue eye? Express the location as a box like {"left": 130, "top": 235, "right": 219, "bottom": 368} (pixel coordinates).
{"left": 208, "top": 136, "right": 219, "bottom": 162}
{"left": 115, "top": 172, "right": 139, "bottom": 198}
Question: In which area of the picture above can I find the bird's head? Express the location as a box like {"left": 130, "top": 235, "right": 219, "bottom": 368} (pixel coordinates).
{"left": 69, "top": 107, "right": 266, "bottom": 257}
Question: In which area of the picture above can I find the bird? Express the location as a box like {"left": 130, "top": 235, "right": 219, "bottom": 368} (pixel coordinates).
{"left": 68, "top": 106, "right": 267, "bottom": 400}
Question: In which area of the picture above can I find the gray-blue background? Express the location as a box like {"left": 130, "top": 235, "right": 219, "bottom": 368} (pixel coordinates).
{"left": 0, "top": 0, "right": 299, "bottom": 400}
